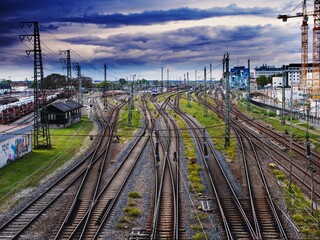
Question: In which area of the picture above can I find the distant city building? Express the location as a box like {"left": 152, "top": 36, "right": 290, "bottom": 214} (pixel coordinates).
{"left": 287, "top": 63, "right": 313, "bottom": 86}
{"left": 11, "top": 81, "right": 28, "bottom": 92}
{"left": 230, "top": 66, "right": 249, "bottom": 89}
{"left": 250, "top": 80, "right": 258, "bottom": 91}
{"left": 0, "top": 84, "right": 11, "bottom": 94}
{"left": 254, "top": 64, "right": 283, "bottom": 78}
{"left": 272, "top": 76, "right": 283, "bottom": 88}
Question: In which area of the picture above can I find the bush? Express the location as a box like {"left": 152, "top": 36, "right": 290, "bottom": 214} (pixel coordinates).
{"left": 124, "top": 207, "right": 141, "bottom": 217}
{"left": 193, "top": 233, "right": 208, "bottom": 240}
{"left": 293, "top": 213, "right": 304, "bottom": 222}
{"left": 128, "top": 191, "right": 141, "bottom": 199}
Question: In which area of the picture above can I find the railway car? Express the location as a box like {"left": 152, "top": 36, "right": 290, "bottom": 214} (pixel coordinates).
{"left": 0, "top": 94, "right": 60, "bottom": 124}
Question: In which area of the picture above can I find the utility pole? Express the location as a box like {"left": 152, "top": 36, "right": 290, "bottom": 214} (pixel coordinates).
{"left": 281, "top": 65, "right": 286, "bottom": 124}
{"left": 167, "top": 69, "right": 169, "bottom": 92}
{"left": 194, "top": 70, "right": 197, "bottom": 91}
{"left": 210, "top": 63, "right": 213, "bottom": 91}
{"left": 187, "top": 72, "right": 189, "bottom": 90}
{"left": 104, "top": 64, "right": 107, "bottom": 109}
{"left": 59, "top": 50, "right": 71, "bottom": 99}
{"left": 128, "top": 75, "right": 135, "bottom": 125}
{"left": 247, "top": 59, "right": 251, "bottom": 111}
{"left": 224, "top": 53, "right": 231, "bottom": 147}
{"left": 204, "top": 67, "right": 208, "bottom": 117}
{"left": 161, "top": 67, "right": 164, "bottom": 94}
{"left": 20, "top": 21, "right": 51, "bottom": 149}
{"left": 305, "top": 100, "right": 315, "bottom": 212}
{"left": 73, "top": 63, "right": 82, "bottom": 105}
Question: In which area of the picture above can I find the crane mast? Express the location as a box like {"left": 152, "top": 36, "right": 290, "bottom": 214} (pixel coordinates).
{"left": 301, "top": 0, "right": 308, "bottom": 88}
{"left": 312, "top": 0, "right": 320, "bottom": 99}
{"left": 277, "top": 0, "right": 309, "bottom": 88}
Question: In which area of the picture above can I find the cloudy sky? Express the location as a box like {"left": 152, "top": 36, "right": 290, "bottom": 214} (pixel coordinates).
{"left": 0, "top": 0, "right": 311, "bottom": 81}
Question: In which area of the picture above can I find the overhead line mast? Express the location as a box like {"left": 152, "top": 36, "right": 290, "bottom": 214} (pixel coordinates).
{"left": 20, "top": 21, "right": 51, "bottom": 149}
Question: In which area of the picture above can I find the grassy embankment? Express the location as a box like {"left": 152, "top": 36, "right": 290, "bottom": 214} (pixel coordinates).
{"left": 0, "top": 117, "right": 94, "bottom": 211}
{"left": 117, "top": 99, "right": 142, "bottom": 143}
{"left": 272, "top": 167, "right": 320, "bottom": 239}
{"left": 237, "top": 100, "right": 320, "bottom": 151}
{"left": 180, "top": 97, "right": 237, "bottom": 162}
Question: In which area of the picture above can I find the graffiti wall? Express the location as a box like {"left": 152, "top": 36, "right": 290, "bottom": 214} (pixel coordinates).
{"left": 0, "top": 134, "right": 31, "bottom": 168}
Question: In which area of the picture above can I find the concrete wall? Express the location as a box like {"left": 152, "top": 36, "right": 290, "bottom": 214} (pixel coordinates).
{"left": 0, "top": 132, "right": 32, "bottom": 168}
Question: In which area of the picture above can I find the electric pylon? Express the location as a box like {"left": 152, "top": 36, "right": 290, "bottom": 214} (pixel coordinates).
{"left": 59, "top": 50, "right": 72, "bottom": 99}
{"left": 19, "top": 21, "right": 51, "bottom": 149}
{"left": 73, "top": 63, "right": 82, "bottom": 105}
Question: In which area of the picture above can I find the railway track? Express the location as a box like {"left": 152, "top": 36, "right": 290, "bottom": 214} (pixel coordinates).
{"left": 205, "top": 89, "right": 320, "bottom": 204}
{"left": 147, "top": 96, "right": 182, "bottom": 240}
{"left": 232, "top": 122, "right": 289, "bottom": 239}
{"left": 0, "top": 98, "right": 124, "bottom": 239}
{"left": 169, "top": 94, "right": 258, "bottom": 239}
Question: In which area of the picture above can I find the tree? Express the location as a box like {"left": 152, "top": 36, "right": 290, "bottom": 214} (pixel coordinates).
{"left": 119, "top": 78, "right": 127, "bottom": 86}
{"left": 256, "top": 75, "right": 270, "bottom": 87}
{"left": 43, "top": 74, "right": 66, "bottom": 89}
{"left": 0, "top": 79, "right": 12, "bottom": 84}
{"left": 82, "top": 76, "right": 93, "bottom": 89}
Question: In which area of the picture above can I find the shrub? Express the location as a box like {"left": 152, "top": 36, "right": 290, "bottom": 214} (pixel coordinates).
{"left": 124, "top": 207, "right": 141, "bottom": 217}
{"left": 193, "top": 233, "right": 208, "bottom": 240}
{"left": 128, "top": 191, "right": 141, "bottom": 199}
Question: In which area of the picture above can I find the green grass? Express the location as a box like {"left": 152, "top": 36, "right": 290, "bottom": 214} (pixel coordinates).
{"left": 193, "top": 233, "right": 208, "bottom": 240}
{"left": 123, "top": 207, "right": 141, "bottom": 217}
{"left": 167, "top": 109, "right": 205, "bottom": 193}
{"left": 128, "top": 191, "right": 141, "bottom": 199}
{"left": 271, "top": 168, "right": 320, "bottom": 239}
{"left": 0, "top": 117, "right": 94, "bottom": 212}
{"left": 238, "top": 101, "right": 320, "bottom": 151}
{"left": 117, "top": 103, "right": 142, "bottom": 143}
{"left": 180, "top": 97, "right": 237, "bottom": 162}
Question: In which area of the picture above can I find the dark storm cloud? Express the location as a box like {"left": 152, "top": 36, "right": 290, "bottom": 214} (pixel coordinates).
{"left": 58, "top": 5, "right": 273, "bottom": 27}
{"left": 0, "top": 1, "right": 275, "bottom": 26}
{"left": 64, "top": 24, "right": 296, "bottom": 66}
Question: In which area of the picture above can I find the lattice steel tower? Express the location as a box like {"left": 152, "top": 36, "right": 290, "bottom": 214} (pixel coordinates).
{"left": 20, "top": 22, "right": 51, "bottom": 149}
{"left": 59, "top": 50, "right": 72, "bottom": 99}
{"left": 312, "top": 0, "right": 320, "bottom": 99}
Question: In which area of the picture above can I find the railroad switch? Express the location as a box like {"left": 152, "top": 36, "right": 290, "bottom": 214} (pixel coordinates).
{"left": 199, "top": 198, "right": 213, "bottom": 212}
{"left": 129, "top": 227, "right": 148, "bottom": 239}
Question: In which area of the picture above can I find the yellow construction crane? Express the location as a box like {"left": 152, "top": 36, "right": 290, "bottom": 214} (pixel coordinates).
{"left": 312, "top": 0, "right": 320, "bottom": 100}
{"left": 278, "top": 0, "right": 309, "bottom": 89}
{"left": 278, "top": 0, "right": 320, "bottom": 100}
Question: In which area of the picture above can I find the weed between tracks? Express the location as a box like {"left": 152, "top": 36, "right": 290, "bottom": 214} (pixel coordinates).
{"left": 117, "top": 102, "right": 142, "bottom": 143}
{"left": 168, "top": 108, "right": 210, "bottom": 239}
{"left": 115, "top": 191, "right": 142, "bottom": 230}
{"left": 272, "top": 167, "right": 320, "bottom": 239}
{"left": 180, "top": 97, "right": 237, "bottom": 162}
{"left": 0, "top": 117, "right": 94, "bottom": 212}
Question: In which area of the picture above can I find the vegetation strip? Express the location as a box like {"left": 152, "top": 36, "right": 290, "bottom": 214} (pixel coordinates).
{"left": 0, "top": 117, "right": 94, "bottom": 211}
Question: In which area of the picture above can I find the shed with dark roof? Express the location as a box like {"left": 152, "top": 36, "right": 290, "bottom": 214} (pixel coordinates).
{"left": 44, "top": 100, "right": 82, "bottom": 128}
